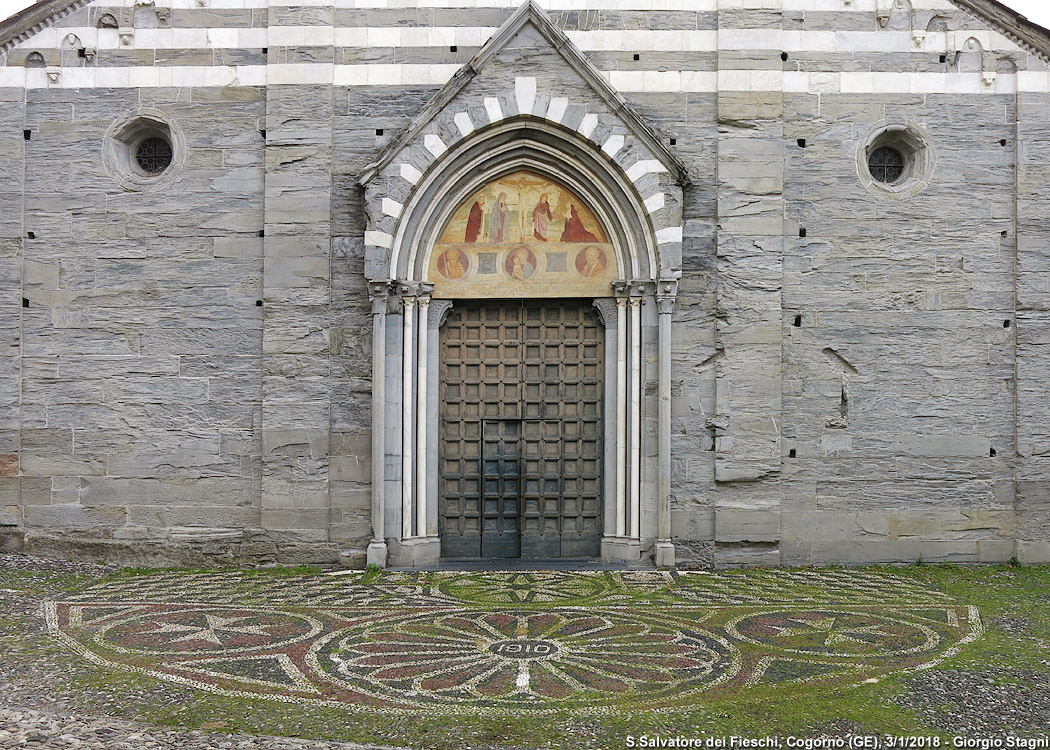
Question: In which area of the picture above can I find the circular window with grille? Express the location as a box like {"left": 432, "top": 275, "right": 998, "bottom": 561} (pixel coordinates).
{"left": 135, "top": 136, "right": 174, "bottom": 175}
{"left": 103, "top": 109, "right": 184, "bottom": 191}
{"left": 858, "top": 122, "right": 935, "bottom": 199}
{"left": 867, "top": 146, "right": 905, "bottom": 185}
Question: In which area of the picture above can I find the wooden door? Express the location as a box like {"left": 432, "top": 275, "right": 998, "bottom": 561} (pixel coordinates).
{"left": 439, "top": 300, "right": 603, "bottom": 560}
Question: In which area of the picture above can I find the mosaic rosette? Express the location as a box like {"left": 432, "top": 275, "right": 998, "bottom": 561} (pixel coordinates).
{"left": 308, "top": 609, "right": 736, "bottom": 711}
{"left": 46, "top": 570, "right": 983, "bottom": 714}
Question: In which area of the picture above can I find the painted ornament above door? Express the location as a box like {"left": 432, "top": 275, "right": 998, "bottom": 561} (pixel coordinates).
{"left": 429, "top": 170, "right": 617, "bottom": 298}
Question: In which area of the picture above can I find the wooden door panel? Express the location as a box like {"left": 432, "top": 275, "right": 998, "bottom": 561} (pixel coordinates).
{"left": 439, "top": 300, "right": 603, "bottom": 560}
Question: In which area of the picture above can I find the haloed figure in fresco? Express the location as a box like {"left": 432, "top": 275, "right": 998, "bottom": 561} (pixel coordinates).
{"left": 464, "top": 197, "right": 485, "bottom": 243}
{"left": 506, "top": 246, "right": 536, "bottom": 280}
{"left": 532, "top": 193, "right": 553, "bottom": 241}
{"left": 489, "top": 192, "right": 509, "bottom": 243}
{"left": 561, "top": 204, "right": 599, "bottom": 243}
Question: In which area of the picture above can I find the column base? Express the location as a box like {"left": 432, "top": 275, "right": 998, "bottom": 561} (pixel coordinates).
{"left": 366, "top": 539, "right": 388, "bottom": 568}
{"left": 388, "top": 536, "right": 441, "bottom": 568}
{"left": 654, "top": 540, "right": 675, "bottom": 569}
{"left": 601, "top": 536, "right": 641, "bottom": 565}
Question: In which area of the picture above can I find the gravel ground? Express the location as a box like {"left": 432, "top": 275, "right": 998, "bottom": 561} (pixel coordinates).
{"left": 899, "top": 669, "right": 1050, "bottom": 736}
{"left": 0, "top": 707, "right": 400, "bottom": 750}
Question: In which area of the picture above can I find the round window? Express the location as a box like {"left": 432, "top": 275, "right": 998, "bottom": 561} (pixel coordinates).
{"left": 867, "top": 146, "right": 905, "bottom": 185}
{"left": 102, "top": 109, "right": 184, "bottom": 191}
{"left": 135, "top": 136, "right": 173, "bottom": 175}
{"left": 857, "top": 122, "right": 935, "bottom": 200}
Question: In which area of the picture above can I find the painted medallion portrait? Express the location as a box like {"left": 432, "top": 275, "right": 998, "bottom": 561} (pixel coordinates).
{"left": 430, "top": 170, "right": 617, "bottom": 298}
{"left": 575, "top": 246, "right": 608, "bottom": 277}
{"left": 436, "top": 247, "right": 469, "bottom": 279}
{"left": 505, "top": 246, "right": 537, "bottom": 280}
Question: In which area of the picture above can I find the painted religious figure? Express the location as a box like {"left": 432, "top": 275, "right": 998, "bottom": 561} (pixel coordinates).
{"left": 437, "top": 248, "right": 469, "bottom": 279}
{"left": 464, "top": 198, "right": 485, "bottom": 243}
{"left": 505, "top": 246, "right": 537, "bottom": 280}
{"left": 532, "top": 194, "right": 553, "bottom": 241}
{"left": 430, "top": 170, "right": 616, "bottom": 298}
{"left": 561, "top": 205, "right": 599, "bottom": 243}
{"left": 575, "top": 246, "right": 608, "bottom": 277}
{"left": 489, "top": 193, "right": 509, "bottom": 243}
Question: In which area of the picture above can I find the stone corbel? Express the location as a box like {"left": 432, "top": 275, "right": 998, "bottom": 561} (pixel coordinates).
{"left": 155, "top": 7, "right": 171, "bottom": 26}
{"left": 118, "top": 27, "right": 134, "bottom": 46}
{"left": 875, "top": 8, "right": 890, "bottom": 28}
{"left": 982, "top": 71, "right": 997, "bottom": 87}
{"left": 83, "top": 48, "right": 97, "bottom": 64}
{"left": 911, "top": 30, "right": 926, "bottom": 48}
{"left": 45, "top": 67, "right": 60, "bottom": 84}
{"left": 705, "top": 414, "right": 730, "bottom": 433}
{"left": 592, "top": 298, "right": 619, "bottom": 327}
{"left": 428, "top": 299, "right": 454, "bottom": 329}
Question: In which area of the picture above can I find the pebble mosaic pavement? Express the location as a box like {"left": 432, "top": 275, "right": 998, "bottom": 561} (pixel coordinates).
{"left": 45, "top": 569, "right": 983, "bottom": 716}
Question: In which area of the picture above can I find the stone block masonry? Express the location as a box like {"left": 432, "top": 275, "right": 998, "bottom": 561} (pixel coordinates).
{"left": 0, "top": 0, "right": 1046, "bottom": 566}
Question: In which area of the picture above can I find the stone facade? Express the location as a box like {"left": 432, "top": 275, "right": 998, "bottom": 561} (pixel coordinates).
{"left": 0, "top": 0, "right": 1047, "bottom": 568}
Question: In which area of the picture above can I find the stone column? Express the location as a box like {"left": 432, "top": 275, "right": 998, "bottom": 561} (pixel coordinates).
{"left": 400, "top": 294, "right": 416, "bottom": 539}
{"left": 655, "top": 278, "right": 678, "bottom": 568}
{"left": 616, "top": 296, "right": 629, "bottom": 537}
{"left": 415, "top": 294, "right": 430, "bottom": 538}
{"left": 367, "top": 281, "right": 392, "bottom": 567}
{"left": 629, "top": 295, "right": 642, "bottom": 539}
{"left": 389, "top": 282, "right": 440, "bottom": 568}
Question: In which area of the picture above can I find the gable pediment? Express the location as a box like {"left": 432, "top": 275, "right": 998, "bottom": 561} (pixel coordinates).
{"left": 357, "top": 0, "right": 687, "bottom": 188}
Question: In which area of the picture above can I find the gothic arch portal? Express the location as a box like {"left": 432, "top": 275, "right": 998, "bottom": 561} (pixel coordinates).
{"left": 358, "top": 0, "right": 685, "bottom": 568}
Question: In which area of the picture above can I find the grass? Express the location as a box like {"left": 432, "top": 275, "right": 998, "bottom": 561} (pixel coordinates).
{"left": 1, "top": 562, "right": 1048, "bottom": 748}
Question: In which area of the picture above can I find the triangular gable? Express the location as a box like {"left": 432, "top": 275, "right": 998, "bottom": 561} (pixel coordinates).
{"left": 357, "top": 0, "right": 686, "bottom": 187}
{"left": 950, "top": 0, "right": 1050, "bottom": 62}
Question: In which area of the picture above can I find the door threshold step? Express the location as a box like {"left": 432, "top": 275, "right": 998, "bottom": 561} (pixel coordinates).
{"left": 391, "top": 558, "right": 656, "bottom": 572}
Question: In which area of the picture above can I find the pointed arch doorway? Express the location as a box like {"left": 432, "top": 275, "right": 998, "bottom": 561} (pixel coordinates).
{"left": 432, "top": 170, "right": 615, "bottom": 562}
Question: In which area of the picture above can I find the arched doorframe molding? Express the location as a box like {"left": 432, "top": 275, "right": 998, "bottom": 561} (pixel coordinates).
{"left": 390, "top": 119, "right": 658, "bottom": 282}
{"left": 363, "top": 117, "right": 681, "bottom": 569}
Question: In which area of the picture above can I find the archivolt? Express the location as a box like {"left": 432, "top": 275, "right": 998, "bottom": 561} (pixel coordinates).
{"left": 387, "top": 118, "right": 659, "bottom": 284}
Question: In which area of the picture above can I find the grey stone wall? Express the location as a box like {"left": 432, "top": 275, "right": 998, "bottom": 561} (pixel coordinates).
{"left": 0, "top": 0, "right": 1047, "bottom": 567}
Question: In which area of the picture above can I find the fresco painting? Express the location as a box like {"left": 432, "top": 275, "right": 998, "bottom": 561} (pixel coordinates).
{"left": 429, "top": 171, "right": 617, "bottom": 298}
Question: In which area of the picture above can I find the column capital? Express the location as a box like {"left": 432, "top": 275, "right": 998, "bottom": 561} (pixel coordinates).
{"left": 368, "top": 280, "right": 394, "bottom": 315}
{"left": 395, "top": 280, "right": 435, "bottom": 300}
{"left": 656, "top": 277, "right": 679, "bottom": 315}
{"left": 612, "top": 279, "right": 656, "bottom": 298}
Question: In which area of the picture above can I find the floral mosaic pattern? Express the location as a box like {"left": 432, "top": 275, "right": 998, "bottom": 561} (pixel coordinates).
{"left": 47, "top": 570, "right": 982, "bottom": 715}
{"left": 310, "top": 609, "right": 734, "bottom": 711}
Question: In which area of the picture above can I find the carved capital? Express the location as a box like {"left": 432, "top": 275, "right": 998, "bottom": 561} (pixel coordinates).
{"left": 395, "top": 280, "right": 434, "bottom": 299}
{"left": 367, "top": 280, "right": 394, "bottom": 316}
{"left": 612, "top": 279, "right": 656, "bottom": 298}
{"left": 656, "top": 278, "right": 678, "bottom": 315}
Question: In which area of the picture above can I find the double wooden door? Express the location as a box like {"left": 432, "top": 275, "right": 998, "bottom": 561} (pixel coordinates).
{"left": 439, "top": 300, "right": 604, "bottom": 559}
